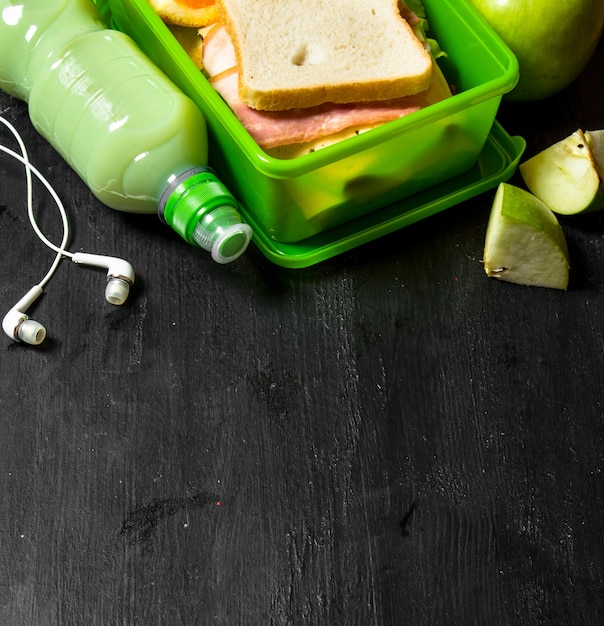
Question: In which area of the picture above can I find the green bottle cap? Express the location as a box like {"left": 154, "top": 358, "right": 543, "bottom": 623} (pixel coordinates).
{"left": 159, "top": 167, "right": 252, "bottom": 263}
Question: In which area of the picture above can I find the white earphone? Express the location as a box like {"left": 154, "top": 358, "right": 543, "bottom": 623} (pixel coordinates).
{"left": 70, "top": 252, "right": 135, "bottom": 306}
{"left": 0, "top": 115, "right": 135, "bottom": 345}
{"left": 2, "top": 284, "right": 47, "bottom": 346}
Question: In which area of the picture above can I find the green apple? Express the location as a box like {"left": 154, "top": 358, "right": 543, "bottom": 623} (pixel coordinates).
{"left": 519, "top": 129, "right": 604, "bottom": 214}
{"left": 483, "top": 183, "right": 570, "bottom": 290}
{"left": 467, "top": 0, "right": 604, "bottom": 101}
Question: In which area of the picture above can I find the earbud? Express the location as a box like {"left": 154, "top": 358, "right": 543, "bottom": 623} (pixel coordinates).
{"left": 2, "top": 255, "right": 135, "bottom": 346}
{"left": 1, "top": 117, "right": 136, "bottom": 346}
{"left": 2, "top": 285, "right": 47, "bottom": 345}
{"left": 71, "top": 253, "right": 135, "bottom": 306}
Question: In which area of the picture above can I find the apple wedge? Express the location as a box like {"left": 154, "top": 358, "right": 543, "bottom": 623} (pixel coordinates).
{"left": 483, "top": 183, "right": 570, "bottom": 290}
{"left": 519, "top": 129, "right": 604, "bottom": 215}
{"left": 585, "top": 129, "right": 604, "bottom": 180}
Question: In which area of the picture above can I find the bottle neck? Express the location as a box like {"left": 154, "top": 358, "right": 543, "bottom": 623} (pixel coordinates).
{"left": 159, "top": 166, "right": 252, "bottom": 264}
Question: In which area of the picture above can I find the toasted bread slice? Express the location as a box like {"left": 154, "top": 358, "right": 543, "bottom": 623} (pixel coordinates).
{"left": 215, "top": 0, "right": 433, "bottom": 111}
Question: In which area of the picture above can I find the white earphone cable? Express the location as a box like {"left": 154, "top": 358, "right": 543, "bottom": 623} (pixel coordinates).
{"left": 0, "top": 116, "right": 74, "bottom": 289}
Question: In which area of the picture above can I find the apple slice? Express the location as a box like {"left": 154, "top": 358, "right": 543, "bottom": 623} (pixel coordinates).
{"left": 585, "top": 129, "right": 604, "bottom": 180}
{"left": 483, "top": 183, "right": 570, "bottom": 290}
{"left": 519, "top": 129, "right": 604, "bottom": 215}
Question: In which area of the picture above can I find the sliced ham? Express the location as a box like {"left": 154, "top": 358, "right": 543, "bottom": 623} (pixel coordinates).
{"left": 210, "top": 70, "right": 427, "bottom": 149}
{"left": 399, "top": 3, "right": 422, "bottom": 27}
{"left": 201, "top": 23, "right": 237, "bottom": 76}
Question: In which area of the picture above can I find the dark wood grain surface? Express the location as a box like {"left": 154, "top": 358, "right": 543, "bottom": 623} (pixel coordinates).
{"left": 1, "top": 36, "right": 603, "bottom": 626}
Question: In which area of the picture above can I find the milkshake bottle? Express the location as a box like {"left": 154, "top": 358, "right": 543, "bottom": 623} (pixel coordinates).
{"left": 0, "top": 0, "right": 252, "bottom": 263}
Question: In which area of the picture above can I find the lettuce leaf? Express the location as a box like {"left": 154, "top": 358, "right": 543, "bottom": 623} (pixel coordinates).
{"left": 400, "top": 0, "right": 447, "bottom": 61}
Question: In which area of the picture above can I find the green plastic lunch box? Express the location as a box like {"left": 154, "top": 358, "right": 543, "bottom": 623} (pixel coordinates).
{"left": 96, "top": 0, "right": 524, "bottom": 267}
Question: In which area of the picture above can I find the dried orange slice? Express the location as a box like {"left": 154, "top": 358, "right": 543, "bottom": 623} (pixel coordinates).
{"left": 148, "top": 0, "right": 218, "bottom": 27}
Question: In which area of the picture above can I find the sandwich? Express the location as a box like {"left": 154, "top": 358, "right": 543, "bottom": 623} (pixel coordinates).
{"left": 150, "top": 0, "right": 452, "bottom": 157}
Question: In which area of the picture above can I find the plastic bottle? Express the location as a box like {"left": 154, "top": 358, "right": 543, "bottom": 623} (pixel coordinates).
{"left": 0, "top": 0, "right": 252, "bottom": 263}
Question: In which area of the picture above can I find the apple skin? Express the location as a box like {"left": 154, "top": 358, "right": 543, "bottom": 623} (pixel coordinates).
{"left": 467, "top": 0, "right": 604, "bottom": 101}
{"left": 483, "top": 183, "right": 570, "bottom": 290}
{"left": 519, "top": 130, "right": 604, "bottom": 214}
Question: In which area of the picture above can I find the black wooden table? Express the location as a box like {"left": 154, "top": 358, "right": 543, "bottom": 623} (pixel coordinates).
{"left": 1, "top": 37, "right": 603, "bottom": 626}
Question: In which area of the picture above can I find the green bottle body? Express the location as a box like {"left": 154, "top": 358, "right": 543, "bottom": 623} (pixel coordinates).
{"left": 0, "top": 0, "right": 209, "bottom": 214}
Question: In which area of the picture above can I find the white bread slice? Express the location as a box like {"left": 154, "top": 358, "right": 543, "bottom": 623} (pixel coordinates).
{"left": 215, "top": 0, "right": 433, "bottom": 111}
